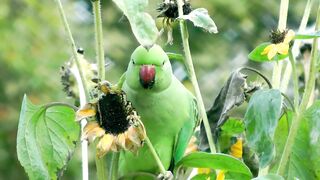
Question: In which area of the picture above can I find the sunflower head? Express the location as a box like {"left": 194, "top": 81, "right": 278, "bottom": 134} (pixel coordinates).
{"left": 157, "top": 0, "right": 192, "bottom": 24}
{"left": 77, "top": 81, "right": 146, "bottom": 158}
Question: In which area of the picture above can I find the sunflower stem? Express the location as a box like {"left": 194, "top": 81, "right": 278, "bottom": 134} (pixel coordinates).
{"left": 109, "top": 152, "right": 119, "bottom": 180}
{"left": 96, "top": 156, "right": 108, "bottom": 180}
{"left": 145, "top": 137, "right": 167, "bottom": 175}
{"left": 280, "top": 0, "right": 314, "bottom": 92}
{"left": 277, "top": 3, "right": 320, "bottom": 175}
{"left": 92, "top": 0, "right": 105, "bottom": 81}
{"left": 54, "top": 0, "right": 90, "bottom": 180}
{"left": 176, "top": 0, "right": 216, "bottom": 154}
{"left": 288, "top": 50, "right": 299, "bottom": 111}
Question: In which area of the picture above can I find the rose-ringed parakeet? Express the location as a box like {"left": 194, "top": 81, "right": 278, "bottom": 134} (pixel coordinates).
{"left": 118, "top": 45, "right": 199, "bottom": 178}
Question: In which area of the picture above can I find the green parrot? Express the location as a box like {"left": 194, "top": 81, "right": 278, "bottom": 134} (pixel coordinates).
{"left": 119, "top": 44, "right": 199, "bottom": 179}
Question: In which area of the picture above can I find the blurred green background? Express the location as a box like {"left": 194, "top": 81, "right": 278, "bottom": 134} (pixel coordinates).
{"left": 0, "top": 0, "right": 317, "bottom": 179}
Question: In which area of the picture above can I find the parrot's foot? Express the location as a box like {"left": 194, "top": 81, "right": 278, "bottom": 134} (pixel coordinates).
{"left": 157, "top": 171, "right": 173, "bottom": 180}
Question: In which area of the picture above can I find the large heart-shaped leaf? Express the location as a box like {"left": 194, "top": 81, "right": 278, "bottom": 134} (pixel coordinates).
{"left": 244, "top": 89, "right": 282, "bottom": 168}
{"left": 174, "top": 152, "right": 252, "bottom": 178}
{"left": 112, "top": 0, "right": 159, "bottom": 47}
{"left": 17, "top": 95, "right": 80, "bottom": 179}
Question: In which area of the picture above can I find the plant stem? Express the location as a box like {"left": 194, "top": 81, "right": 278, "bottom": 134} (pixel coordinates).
{"left": 288, "top": 50, "right": 299, "bottom": 111}
{"left": 145, "top": 137, "right": 166, "bottom": 175}
{"left": 281, "top": 0, "right": 314, "bottom": 92}
{"left": 176, "top": 0, "right": 216, "bottom": 154}
{"left": 109, "top": 152, "right": 120, "bottom": 180}
{"left": 272, "top": 0, "right": 289, "bottom": 88}
{"left": 95, "top": 156, "right": 107, "bottom": 180}
{"left": 54, "top": 1, "right": 90, "bottom": 180}
{"left": 277, "top": 3, "right": 320, "bottom": 175}
{"left": 91, "top": 1, "right": 108, "bottom": 179}
{"left": 54, "top": 0, "right": 90, "bottom": 101}
{"left": 92, "top": 0, "right": 105, "bottom": 81}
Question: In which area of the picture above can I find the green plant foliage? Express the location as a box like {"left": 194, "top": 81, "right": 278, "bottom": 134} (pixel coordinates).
{"left": 191, "top": 173, "right": 216, "bottom": 180}
{"left": 220, "top": 118, "right": 245, "bottom": 135}
{"left": 180, "top": 8, "right": 218, "bottom": 33}
{"left": 248, "top": 43, "right": 288, "bottom": 62}
{"left": 295, "top": 31, "right": 320, "bottom": 39}
{"left": 174, "top": 152, "right": 252, "bottom": 178}
{"left": 252, "top": 174, "right": 284, "bottom": 180}
{"left": 166, "top": 52, "right": 184, "bottom": 63}
{"left": 16, "top": 95, "right": 79, "bottom": 179}
{"left": 112, "top": 0, "right": 159, "bottom": 47}
{"left": 244, "top": 89, "right": 282, "bottom": 168}
{"left": 286, "top": 101, "right": 320, "bottom": 180}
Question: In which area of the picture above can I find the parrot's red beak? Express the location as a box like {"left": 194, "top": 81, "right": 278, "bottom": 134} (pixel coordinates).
{"left": 139, "top": 65, "right": 155, "bottom": 89}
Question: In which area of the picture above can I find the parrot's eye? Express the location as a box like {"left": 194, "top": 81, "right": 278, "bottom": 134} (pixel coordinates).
{"left": 162, "top": 61, "right": 165, "bottom": 66}
{"left": 132, "top": 60, "right": 135, "bottom": 65}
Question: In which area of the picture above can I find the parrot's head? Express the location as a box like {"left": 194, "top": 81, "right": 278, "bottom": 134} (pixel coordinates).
{"left": 125, "top": 45, "right": 173, "bottom": 92}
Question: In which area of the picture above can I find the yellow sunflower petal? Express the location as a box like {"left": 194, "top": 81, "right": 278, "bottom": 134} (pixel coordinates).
{"left": 284, "top": 29, "right": 295, "bottom": 43}
{"left": 82, "top": 121, "right": 105, "bottom": 141}
{"left": 116, "top": 133, "right": 127, "bottom": 150}
{"left": 261, "top": 44, "right": 275, "bottom": 55}
{"left": 198, "top": 168, "right": 211, "bottom": 174}
{"left": 267, "top": 44, "right": 278, "bottom": 60}
{"left": 230, "top": 138, "right": 243, "bottom": 158}
{"left": 277, "top": 43, "right": 289, "bottom": 55}
{"left": 97, "top": 134, "right": 115, "bottom": 158}
{"left": 76, "top": 103, "right": 96, "bottom": 121}
{"left": 216, "top": 171, "right": 225, "bottom": 180}
{"left": 127, "top": 126, "right": 144, "bottom": 146}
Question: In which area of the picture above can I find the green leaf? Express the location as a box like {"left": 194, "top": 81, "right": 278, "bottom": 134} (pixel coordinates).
{"left": 166, "top": 52, "right": 184, "bottom": 63}
{"left": 244, "top": 89, "right": 282, "bottom": 168}
{"left": 174, "top": 152, "right": 252, "bottom": 178}
{"left": 191, "top": 173, "right": 216, "bottom": 180}
{"left": 287, "top": 101, "right": 320, "bottom": 179}
{"left": 221, "top": 118, "right": 245, "bottom": 135}
{"left": 180, "top": 8, "right": 218, "bottom": 33}
{"left": 17, "top": 95, "right": 80, "bottom": 179}
{"left": 112, "top": 0, "right": 159, "bottom": 47}
{"left": 248, "top": 42, "right": 288, "bottom": 62}
{"left": 295, "top": 31, "right": 320, "bottom": 39}
{"left": 252, "top": 174, "right": 284, "bottom": 180}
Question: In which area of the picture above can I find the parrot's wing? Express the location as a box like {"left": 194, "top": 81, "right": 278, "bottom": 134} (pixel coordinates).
{"left": 172, "top": 97, "right": 199, "bottom": 166}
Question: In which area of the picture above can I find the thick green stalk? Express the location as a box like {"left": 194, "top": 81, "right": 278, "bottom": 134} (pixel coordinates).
{"left": 272, "top": 0, "right": 289, "bottom": 88}
{"left": 288, "top": 50, "right": 299, "bottom": 111}
{"left": 277, "top": 3, "right": 320, "bottom": 175}
{"left": 91, "top": 1, "right": 108, "bottom": 179}
{"left": 145, "top": 137, "right": 166, "bottom": 174}
{"left": 281, "top": 0, "right": 314, "bottom": 92}
{"left": 54, "top": 1, "right": 90, "bottom": 180}
{"left": 176, "top": 0, "right": 216, "bottom": 154}
{"left": 96, "top": 156, "right": 108, "bottom": 180}
{"left": 92, "top": 0, "right": 105, "bottom": 81}
{"left": 109, "top": 152, "right": 120, "bottom": 180}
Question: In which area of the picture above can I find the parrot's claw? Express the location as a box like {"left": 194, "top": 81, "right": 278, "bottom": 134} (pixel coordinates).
{"left": 157, "top": 171, "right": 174, "bottom": 180}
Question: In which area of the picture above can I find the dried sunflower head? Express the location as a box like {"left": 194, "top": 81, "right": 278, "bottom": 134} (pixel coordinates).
{"left": 157, "top": 0, "right": 192, "bottom": 25}
{"left": 60, "top": 48, "right": 98, "bottom": 99}
{"left": 77, "top": 81, "right": 146, "bottom": 158}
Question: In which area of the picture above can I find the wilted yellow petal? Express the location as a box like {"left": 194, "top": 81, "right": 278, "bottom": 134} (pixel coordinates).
{"left": 82, "top": 121, "right": 105, "bottom": 141}
{"left": 76, "top": 103, "right": 96, "bottom": 121}
{"left": 284, "top": 29, "right": 295, "bottom": 43}
{"left": 97, "top": 134, "right": 115, "bottom": 158}
{"left": 127, "top": 126, "right": 143, "bottom": 146}
{"left": 230, "top": 138, "right": 243, "bottom": 158}
{"left": 277, "top": 43, "right": 289, "bottom": 55}
{"left": 116, "top": 133, "right": 127, "bottom": 150}
{"left": 267, "top": 45, "right": 278, "bottom": 60}
{"left": 261, "top": 44, "right": 275, "bottom": 55}
{"left": 216, "top": 171, "right": 225, "bottom": 180}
